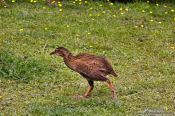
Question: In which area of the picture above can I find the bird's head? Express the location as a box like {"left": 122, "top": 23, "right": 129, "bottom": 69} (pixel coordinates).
{"left": 50, "top": 47, "right": 70, "bottom": 58}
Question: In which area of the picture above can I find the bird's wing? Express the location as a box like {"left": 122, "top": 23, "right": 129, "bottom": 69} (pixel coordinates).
{"left": 74, "top": 61, "right": 107, "bottom": 81}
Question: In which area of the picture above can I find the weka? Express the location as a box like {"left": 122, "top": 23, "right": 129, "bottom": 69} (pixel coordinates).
{"left": 50, "top": 47, "right": 117, "bottom": 99}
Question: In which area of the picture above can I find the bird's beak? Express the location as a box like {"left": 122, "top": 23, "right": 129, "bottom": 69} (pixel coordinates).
{"left": 50, "top": 51, "right": 55, "bottom": 55}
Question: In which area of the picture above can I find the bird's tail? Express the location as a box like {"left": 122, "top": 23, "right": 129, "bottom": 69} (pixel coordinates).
{"left": 111, "top": 70, "right": 118, "bottom": 77}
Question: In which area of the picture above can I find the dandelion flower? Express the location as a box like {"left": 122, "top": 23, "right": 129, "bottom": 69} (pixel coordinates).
{"left": 171, "top": 9, "right": 174, "bottom": 12}
{"left": 97, "top": 14, "right": 100, "bottom": 16}
{"left": 156, "top": 3, "right": 159, "bottom": 6}
{"left": 33, "top": 0, "right": 37, "bottom": 3}
{"left": 174, "top": 18, "right": 175, "bottom": 21}
{"left": 120, "top": 12, "right": 124, "bottom": 15}
{"left": 158, "top": 22, "right": 162, "bottom": 24}
{"left": 66, "top": 25, "right": 70, "bottom": 28}
{"left": 119, "top": 8, "right": 122, "bottom": 11}
{"left": 79, "top": 2, "right": 82, "bottom": 5}
{"left": 85, "top": 1, "right": 88, "bottom": 4}
{"left": 113, "top": 14, "right": 116, "bottom": 17}
{"left": 150, "top": 19, "right": 153, "bottom": 22}
{"left": 147, "top": 1, "right": 149, "bottom": 3}
{"left": 135, "top": 26, "right": 138, "bottom": 28}
{"left": 142, "top": 10, "right": 145, "bottom": 13}
{"left": 73, "top": 1, "right": 75, "bottom": 3}
{"left": 30, "top": 0, "right": 33, "bottom": 2}
{"left": 58, "top": 4, "right": 62, "bottom": 7}
{"left": 89, "top": 7, "right": 93, "bottom": 10}
{"left": 140, "top": 25, "right": 144, "bottom": 28}
{"left": 12, "top": 0, "right": 15, "bottom": 3}
{"left": 19, "top": 29, "right": 24, "bottom": 32}
{"left": 102, "top": 11, "right": 106, "bottom": 14}
{"left": 89, "top": 13, "right": 92, "bottom": 16}
{"left": 110, "top": 3, "right": 113, "bottom": 5}
{"left": 164, "top": 12, "right": 168, "bottom": 14}
{"left": 99, "top": 4, "right": 103, "bottom": 7}
{"left": 43, "top": 6, "right": 46, "bottom": 9}
{"left": 90, "top": 45, "right": 93, "bottom": 48}
{"left": 125, "top": 8, "right": 129, "bottom": 11}
{"left": 45, "top": 28, "right": 48, "bottom": 30}
{"left": 164, "top": 5, "right": 167, "bottom": 8}
{"left": 59, "top": 9, "right": 63, "bottom": 12}
{"left": 88, "top": 32, "right": 91, "bottom": 35}
{"left": 149, "top": 11, "right": 153, "bottom": 14}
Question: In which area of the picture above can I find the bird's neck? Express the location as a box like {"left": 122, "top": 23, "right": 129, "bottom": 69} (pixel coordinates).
{"left": 63, "top": 53, "right": 75, "bottom": 70}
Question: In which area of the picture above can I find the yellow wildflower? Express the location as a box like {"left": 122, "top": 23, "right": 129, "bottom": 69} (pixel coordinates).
{"left": 142, "top": 10, "right": 145, "bottom": 13}
{"left": 102, "top": 11, "right": 106, "bottom": 14}
{"left": 164, "top": 12, "right": 168, "bottom": 14}
{"left": 156, "top": 3, "right": 159, "bottom": 6}
{"left": 149, "top": 11, "right": 153, "bottom": 14}
{"left": 85, "top": 1, "right": 88, "bottom": 4}
{"left": 12, "top": 0, "right": 15, "bottom": 3}
{"left": 171, "top": 9, "right": 174, "bottom": 12}
{"left": 110, "top": 3, "right": 113, "bottom": 5}
{"left": 59, "top": 9, "right": 63, "bottom": 12}
{"left": 19, "top": 29, "right": 24, "bottom": 32}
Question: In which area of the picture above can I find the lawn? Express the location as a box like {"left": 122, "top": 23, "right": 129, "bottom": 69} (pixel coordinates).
{"left": 0, "top": 1, "right": 175, "bottom": 115}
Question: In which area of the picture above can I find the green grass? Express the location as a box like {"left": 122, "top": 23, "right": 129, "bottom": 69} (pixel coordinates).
{"left": 0, "top": 1, "right": 175, "bottom": 115}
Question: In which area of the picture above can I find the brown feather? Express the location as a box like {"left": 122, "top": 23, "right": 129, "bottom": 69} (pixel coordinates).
{"left": 50, "top": 47, "right": 117, "bottom": 81}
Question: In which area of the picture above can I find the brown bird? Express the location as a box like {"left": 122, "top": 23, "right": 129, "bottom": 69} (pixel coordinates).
{"left": 50, "top": 47, "right": 117, "bottom": 99}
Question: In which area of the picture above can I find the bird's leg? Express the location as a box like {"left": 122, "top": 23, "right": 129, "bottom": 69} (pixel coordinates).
{"left": 83, "top": 80, "right": 94, "bottom": 98}
{"left": 106, "top": 79, "right": 116, "bottom": 100}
